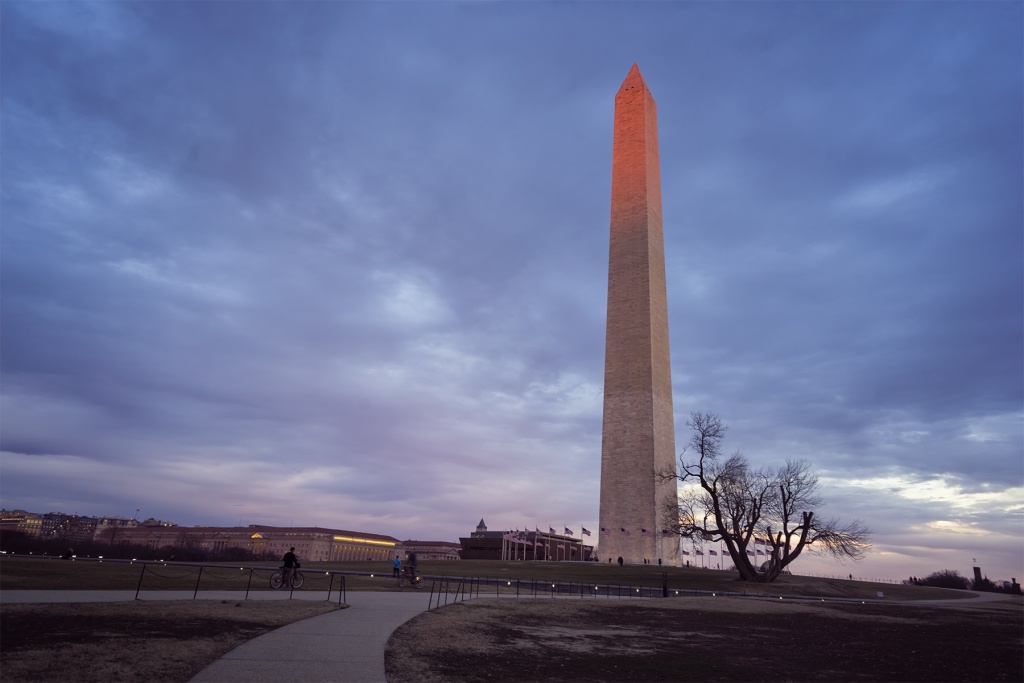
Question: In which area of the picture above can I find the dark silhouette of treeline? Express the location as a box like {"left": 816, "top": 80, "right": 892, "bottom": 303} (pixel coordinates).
{"left": 0, "top": 529, "right": 276, "bottom": 563}
{"left": 909, "top": 568, "right": 1020, "bottom": 594}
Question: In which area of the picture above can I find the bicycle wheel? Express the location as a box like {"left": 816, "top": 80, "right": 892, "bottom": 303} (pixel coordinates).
{"left": 290, "top": 571, "right": 304, "bottom": 589}
{"left": 270, "top": 572, "right": 284, "bottom": 589}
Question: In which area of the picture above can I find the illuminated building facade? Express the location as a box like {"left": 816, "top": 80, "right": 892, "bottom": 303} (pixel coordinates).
{"left": 112, "top": 524, "right": 401, "bottom": 562}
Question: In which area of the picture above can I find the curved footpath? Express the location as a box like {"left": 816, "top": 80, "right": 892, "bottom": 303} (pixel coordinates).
{"left": 2, "top": 589, "right": 1016, "bottom": 683}
{"left": 190, "top": 591, "right": 429, "bottom": 682}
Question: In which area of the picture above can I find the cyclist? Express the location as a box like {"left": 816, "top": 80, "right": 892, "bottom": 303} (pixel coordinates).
{"left": 406, "top": 551, "right": 418, "bottom": 583}
{"left": 281, "top": 547, "right": 299, "bottom": 584}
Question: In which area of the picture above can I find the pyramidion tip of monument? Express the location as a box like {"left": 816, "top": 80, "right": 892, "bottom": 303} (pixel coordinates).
{"left": 619, "top": 62, "right": 647, "bottom": 93}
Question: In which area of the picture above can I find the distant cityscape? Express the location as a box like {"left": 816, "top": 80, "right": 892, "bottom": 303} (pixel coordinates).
{"left": 0, "top": 508, "right": 460, "bottom": 563}
{"left": 0, "top": 510, "right": 594, "bottom": 565}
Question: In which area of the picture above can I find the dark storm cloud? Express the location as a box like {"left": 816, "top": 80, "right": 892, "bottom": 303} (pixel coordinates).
{"left": 1, "top": 1, "right": 1019, "bottom": 579}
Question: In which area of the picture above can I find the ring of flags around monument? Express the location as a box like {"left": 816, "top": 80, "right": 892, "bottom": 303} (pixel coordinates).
{"left": 497, "top": 525, "right": 595, "bottom": 561}
{"left": 498, "top": 525, "right": 773, "bottom": 566}
{"left": 585, "top": 528, "right": 776, "bottom": 567}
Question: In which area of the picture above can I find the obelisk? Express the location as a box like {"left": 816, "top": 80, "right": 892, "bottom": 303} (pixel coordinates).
{"left": 598, "top": 64, "right": 679, "bottom": 565}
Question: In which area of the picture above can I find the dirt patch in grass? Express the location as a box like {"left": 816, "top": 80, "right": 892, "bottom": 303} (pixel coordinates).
{"left": 1, "top": 600, "right": 341, "bottom": 682}
{"left": 386, "top": 597, "right": 1023, "bottom": 682}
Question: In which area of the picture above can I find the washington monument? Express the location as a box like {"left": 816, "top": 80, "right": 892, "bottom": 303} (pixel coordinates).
{"left": 598, "top": 64, "right": 679, "bottom": 565}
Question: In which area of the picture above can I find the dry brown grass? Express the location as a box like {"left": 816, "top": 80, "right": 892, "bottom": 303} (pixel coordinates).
{"left": 386, "top": 596, "right": 1024, "bottom": 682}
{"left": 1, "top": 600, "right": 341, "bottom": 682}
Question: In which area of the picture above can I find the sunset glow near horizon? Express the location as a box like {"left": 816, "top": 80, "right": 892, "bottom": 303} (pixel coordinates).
{"left": 1, "top": 1, "right": 1021, "bottom": 583}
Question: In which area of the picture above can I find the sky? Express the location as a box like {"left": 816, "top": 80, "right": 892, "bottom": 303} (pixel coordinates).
{"left": 2, "top": 1, "right": 1021, "bottom": 583}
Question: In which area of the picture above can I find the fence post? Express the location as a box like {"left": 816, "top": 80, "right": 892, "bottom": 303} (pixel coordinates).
{"left": 134, "top": 563, "right": 147, "bottom": 601}
{"left": 245, "top": 568, "right": 253, "bottom": 600}
{"left": 193, "top": 566, "right": 204, "bottom": 600}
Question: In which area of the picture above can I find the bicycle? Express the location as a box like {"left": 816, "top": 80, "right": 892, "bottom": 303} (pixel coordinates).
{"left": 270, "top": 566, "right": 304, "bottom": 589}
{"left": 398, "top": 565, "right": 421, "bottom": 589}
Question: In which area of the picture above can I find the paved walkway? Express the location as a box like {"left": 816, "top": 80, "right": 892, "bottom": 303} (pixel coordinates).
{"left": 190, "top": 591, "right": 429, "bottom": 682}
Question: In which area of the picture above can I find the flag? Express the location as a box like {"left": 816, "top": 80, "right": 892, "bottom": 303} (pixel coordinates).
{"left": 695, "top": 549, "right": 704, "bottom": 555}
{"left": 534, "top": 539, "right": 542, "bottom": 547}
{"left": 709, "top": 549, "right": 718, "bottom": 556}
{"left": 601, "top": 527, "right": 611, "bottom": 536}
{"left": 754, "top": 538, "right": 764, "bottom": 545}
{"left": 746, "top": 550, "right": 754, "bottom": 556}
{"left": 564, "top": 527, "right": 573, "bottom": 536}
{"left": 641, "top": 528, "right": 651, "bottom": 537}
{"left": 581, "top": 527, "right": 591, "bottom": 537}
{"left": 620, "top": 528, "right": 631, "bottom": 536}
{"left": 558, "top": 543, "right": 565, "bottom": 549}
{"left": 681, "top": 550, "right": 690, "bottom": 555}
{"left": 549, "top": 527, "right": 557, "bottom": 535}
{"left": 662, "top": 529, "right": 673, "bottom": 536}
{"left": 756, "top": 549, "right": 764, "bottom": 555}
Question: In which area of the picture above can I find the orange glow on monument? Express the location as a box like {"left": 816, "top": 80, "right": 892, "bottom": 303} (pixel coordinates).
{"left": 599, "top": 64, "right": 679, "bottom": 565}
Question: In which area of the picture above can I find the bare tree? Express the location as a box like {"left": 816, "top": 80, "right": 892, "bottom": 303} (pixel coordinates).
{"left": 661, "top": 411, "right": 871, "bottom": 583}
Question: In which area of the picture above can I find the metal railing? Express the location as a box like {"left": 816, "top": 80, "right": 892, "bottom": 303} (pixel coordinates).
{"left": 4, "top": 554, "right": 347, "bottom": 604}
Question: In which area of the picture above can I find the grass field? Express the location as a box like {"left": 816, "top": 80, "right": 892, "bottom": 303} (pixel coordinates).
{"left": 0, "top": 554, "right": 976, "bottom": 601}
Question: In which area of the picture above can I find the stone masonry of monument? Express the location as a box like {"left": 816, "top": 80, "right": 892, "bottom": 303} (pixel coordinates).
{"left": 598, "top": 64, "right": 679, "bottom": 565}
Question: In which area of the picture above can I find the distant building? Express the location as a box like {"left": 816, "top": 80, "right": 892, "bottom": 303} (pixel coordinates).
{"left": 401, "top": 540, "right": 462, "bottom": 561}
{"left": 40, "top": 512, "right": 99, "bottom": 546}
{"left": 459, "top": 519, "right": 593, "bottom": 561}
{"left": 0, "top": 509, "right": 43, "bottom": 537}
{"left": 93, "top": 516, "right": 139, "bottom": 544}
{"left": 113, "top": 524, "right": 401, "bottom": 562}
